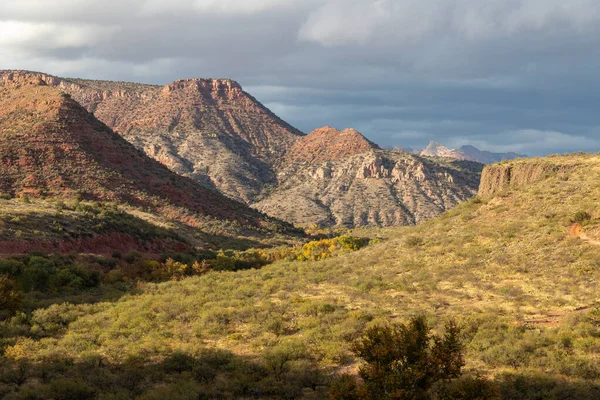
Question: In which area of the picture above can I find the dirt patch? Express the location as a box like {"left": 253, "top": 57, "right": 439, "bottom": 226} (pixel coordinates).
{"left": 569, "top": 223, "right": 600, "bottom": 246}
{"left": 523, "top": 306, "right": 591, "bottom": 328}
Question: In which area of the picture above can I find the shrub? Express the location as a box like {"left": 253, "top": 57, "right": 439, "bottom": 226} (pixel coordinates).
{"left": 350, "top": 316, "right": 465, "bottom": 399}
{"left": 0, "top": 259, "right": 25, "bottom": 277}
{"left": 405, "top": 235, "right": 424, "bottom": 248}
{"left": 573, "top": 211, "right": 592, "bottom": 223}
{"left": 439, "top": 376, "right": 500, "bottom": 399}
{"left": 0, "top": 275, "right": 23, "bottom": 319}
{"left": 124, "top": 250, "right": 142, "bottom": 264}
{"left": 329, "top": 374, "right": 364, "bottom": 400}
{"left": 21, "top": 262, "right": 51, "bottom": 292}
{"left": 297, "top": 236, "right": 369, "bottom": 261}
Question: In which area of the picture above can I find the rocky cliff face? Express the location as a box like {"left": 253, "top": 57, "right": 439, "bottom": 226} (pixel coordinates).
{"left": 478, "top": 161, "right": 569, "bottom": 197}
{"left": 254, "top": 128, "right": 482, "bottom": 227}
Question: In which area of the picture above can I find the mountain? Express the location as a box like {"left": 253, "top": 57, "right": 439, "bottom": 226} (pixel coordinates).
{"left": 254, "top": 127, "right": 482, "bottom": 227}
{"left": 1, "top": 71, "right": 303, "bottom": 203}
{"left": 420, "top": 141, "right": 466, "bottom": 159}
{"left": 5, "top": 153, "right": 600, "bottom": 399}
{"left": 458, "top": 144, "right": 526, "bottom": 164}
{"left": 0, "top": 71, "right": 296, "bottom": 253}
{"left": 419, "top": 140, "right": 526, "bottom": 164}
{"left": 1, "top": 71, "right": 484, "bottom": 228}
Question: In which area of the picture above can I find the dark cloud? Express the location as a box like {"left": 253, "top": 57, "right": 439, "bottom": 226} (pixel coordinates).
{"left": 2, "top": 0, "right": 599, "bottom": 155}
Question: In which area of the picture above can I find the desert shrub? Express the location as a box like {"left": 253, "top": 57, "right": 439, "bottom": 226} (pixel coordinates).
{"left": 297, "top": 236, "right": 369, "bottom": 261}
{"left": 263, "top": 340, "right": 308, "bottom": 379}
{"left": 209, "top": 253, "right": 237, "bottom": 271}
{"left": 405, "top": 235, "right": 424, "bottom": 248}
{"left": 347, "top": 316, "right": 465, "bottom": 399}
{"left": 439, "top": 375, "right": 500, "bottom": 399}
{"left": 151, "top": 258, "right": 188, "bottom": 281}
{"left": 497, "top": 372, "right": 600, "bottom": 400}
{"left": 0, "top": 275, "right": 23, "bottom": 319}
{"left": 124, "top": 250, "right": 142, "bottom": 264}
{"left": 573, "top": 211, "right": 592, "bottom": 223}
{"left": 0, "top": 259, "right": 25, "bottom": 278}
{"left": 49, "top": 265, "right": 100, "bottom": 291}
{"left": 20, "top": 259, "right": 52, "bottom": 292}
{"left": 44, "top": 378, "right": 96, "bottom": 400}
{"left": 329, "top": 374, "right": 364, "bottom": 400}
{"left": 30, "top": 303, "right": 91, "bottom": 337}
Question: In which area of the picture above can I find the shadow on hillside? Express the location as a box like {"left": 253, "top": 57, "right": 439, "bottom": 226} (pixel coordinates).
{"left": 1, "top": 347, "right": 598, "bottom": 399}
{"left": 0, "top": 207, "right": 189, "bottom": 255}
{"left": 0, "top": 348, "right": 331, "bottom": 399}
{"left": 0, "top": 206, "right": 272, "bottom": 255}
{"left": 497, "top": 372, "right": 600, "bottom": 400}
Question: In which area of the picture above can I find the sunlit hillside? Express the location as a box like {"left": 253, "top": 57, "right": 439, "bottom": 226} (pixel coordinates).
{"left": 3, "top": 154, "right": 600, "bottom": 398}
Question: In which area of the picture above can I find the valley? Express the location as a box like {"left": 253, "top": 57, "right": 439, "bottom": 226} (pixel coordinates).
{"left": 0, "top": 70, "right": 597, "bottom": 400}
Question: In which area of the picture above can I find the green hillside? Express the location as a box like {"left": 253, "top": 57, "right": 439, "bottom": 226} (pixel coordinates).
{"left": 2, "top": 154, "right": 600, "bottom": 399}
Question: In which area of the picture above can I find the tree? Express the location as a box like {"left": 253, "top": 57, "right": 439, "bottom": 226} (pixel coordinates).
{"left": 350, "top": 315, "right": 465, "bottom": 399}
{"left": 0, "top": 274, "right": 23, "bottom": 319}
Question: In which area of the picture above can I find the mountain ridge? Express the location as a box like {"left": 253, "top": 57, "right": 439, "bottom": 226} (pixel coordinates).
{"left": 416, "top": 140, "right": 526, "bottom": 164}
{"left": 0, "top": 71, "right": 297, "bottom": 252}
{"left": 1, "top": 70, "right": 484, "bottom": 228}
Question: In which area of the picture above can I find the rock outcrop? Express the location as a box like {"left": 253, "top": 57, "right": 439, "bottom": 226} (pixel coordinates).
{"left": 478, "top": 161, "right": 569, "bottom": 197}
{"left": 254, "top": 129, "right": 482, "bottom": 227}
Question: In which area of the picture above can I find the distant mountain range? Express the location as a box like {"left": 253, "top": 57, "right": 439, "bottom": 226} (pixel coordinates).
{"left": 0, "top": 70, "right": 483, "bottom": 230}
{"left": 416, "top": 141, "right": 526, "bottom": 164}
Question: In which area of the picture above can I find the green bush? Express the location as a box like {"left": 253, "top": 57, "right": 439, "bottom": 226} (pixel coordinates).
{"left": 573, "top": 211, "right": 592, "bottom": 223}
{"left": 0, "top": 274, "right": 23, "bottom": 319}
{"left": 349, "top": 316, "right": 465, "bottom": 399}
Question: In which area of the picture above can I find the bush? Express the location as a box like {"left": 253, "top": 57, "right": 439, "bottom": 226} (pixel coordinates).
{"left": 439, "top": 376, "right": 500, "bottom": 399}
{"left": 349, "top": 316, "right": 465, "bottom": 399}
{"left": 573, "top": 211, "right": 592, "bottom": 223}
{"left": 0, "top": 274, "right": 23, "bottom": 319}
{"left": 405, "top": 236, "right": 424, "bottom": 248}
{"left": 0, "top": 259, "right": 25, "bottom": 277}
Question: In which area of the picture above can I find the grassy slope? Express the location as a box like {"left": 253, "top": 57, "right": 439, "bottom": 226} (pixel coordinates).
{"left": 5, "top": 154, "right": 600, "bottom": 392}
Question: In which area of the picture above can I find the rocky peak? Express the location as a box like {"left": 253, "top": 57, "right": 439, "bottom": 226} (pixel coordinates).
{"left": 161, "top": 78, "right": 242, "bottom": 97}
{"left": 288, "top": 126, "right": 379, "bottom": 164}
{"left": 0, "top": 70, "right": 54, "bottom": 87}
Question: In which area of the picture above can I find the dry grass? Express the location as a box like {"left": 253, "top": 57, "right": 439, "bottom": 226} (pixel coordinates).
{"left": 3, "top": 154, "right": 600, "bottom": 398}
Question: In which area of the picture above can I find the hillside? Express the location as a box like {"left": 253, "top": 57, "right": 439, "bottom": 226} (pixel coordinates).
{"left": 0, "top": 70, "right": 304, "bottom": 203}
{"left": 0, "top": 71, "right": 486, "bottom": 229}
{"left": 255, "top": 129, "right": 482, "bottom": 227}
{"left": 2, "top": 154, "right": 600, "bottom": 398}
{"left": 0, "top": 71, "right": 297, "bottom": 252}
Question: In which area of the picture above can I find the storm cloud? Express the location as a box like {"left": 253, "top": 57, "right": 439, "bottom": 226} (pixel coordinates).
{"left": 2, "top": 0, "right": 600, "bottom": 155}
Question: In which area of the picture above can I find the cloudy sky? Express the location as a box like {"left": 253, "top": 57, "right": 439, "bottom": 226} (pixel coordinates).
{"left": 2, "top": 0, "right": 600, "bottom": 155}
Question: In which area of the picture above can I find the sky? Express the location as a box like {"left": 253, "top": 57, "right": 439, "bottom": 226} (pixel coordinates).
{"left": 2, "top": 0, "right": 600, "bottom": 155}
